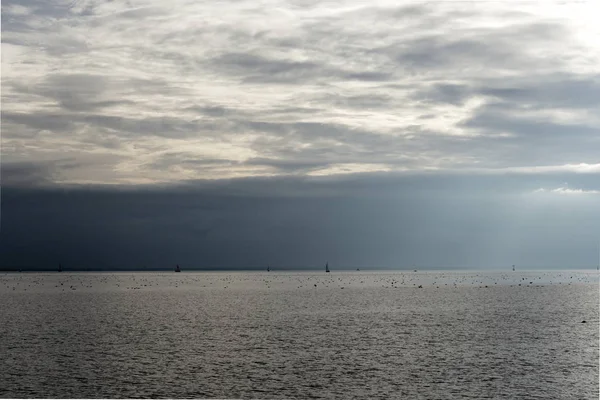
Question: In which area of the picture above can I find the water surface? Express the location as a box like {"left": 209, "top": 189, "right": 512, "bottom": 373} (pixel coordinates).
{"left": 1, "top": 271, "right": 598, "bottom": 398}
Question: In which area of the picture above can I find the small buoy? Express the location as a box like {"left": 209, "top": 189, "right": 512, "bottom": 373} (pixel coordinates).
{"left": 581, "top": 320, "right": 586, "bottom": 323}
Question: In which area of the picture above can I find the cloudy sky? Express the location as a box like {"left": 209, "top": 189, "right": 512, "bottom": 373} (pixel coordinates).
{"left": 2, "top": 0, "right": 599, "bottom": 270}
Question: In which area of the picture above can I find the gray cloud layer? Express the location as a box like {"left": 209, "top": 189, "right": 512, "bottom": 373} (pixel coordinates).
{"left": 2, "top": 173, "right": 599, "bottom": 270}
{"left": 2, "top": 0, "right": 599, "bottom": 184}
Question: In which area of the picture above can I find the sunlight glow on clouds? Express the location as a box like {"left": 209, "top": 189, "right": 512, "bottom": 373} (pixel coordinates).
{"left": 501, "top": 163, "right": 600, "bottom": 174}
{"left": 307, "top": 163, "right": 393, "bottom": 177}
{"left": 2, "top": 0, "right": 599, "bottom": 185}
{"left": 534, "top": 187, "right": 600, "bottom": 195}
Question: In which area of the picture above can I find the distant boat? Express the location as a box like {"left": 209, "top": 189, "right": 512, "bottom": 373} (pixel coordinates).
{"left": 58, "top": 263, "right": 62, "bottom": 273}
{"left": 267, "top": 266, "right": 270, "bottom": 272}
{"left": 597, "top": 240, "right": 599, "bottom": 271}
{"left": 356, "top": 268, "right": 360, "bottom": 271}
{"left": 325, "top": 262, "right": 330, "bottom": 273}
{"left": 175, "top": 264, "right": 181, "bottom": 273}
{"left": 512, "top": 265, "right": 516, "bottom": 272}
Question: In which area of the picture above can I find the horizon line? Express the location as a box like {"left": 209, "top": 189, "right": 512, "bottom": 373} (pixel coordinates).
{"left": 2, "top": 266, "right": 598, "bottom": 273}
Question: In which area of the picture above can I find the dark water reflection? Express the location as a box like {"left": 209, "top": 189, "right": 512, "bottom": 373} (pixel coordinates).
{"left": 1, "top": 272, "right": 598, "bottom": 398}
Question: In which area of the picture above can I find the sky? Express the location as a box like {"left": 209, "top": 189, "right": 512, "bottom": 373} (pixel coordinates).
{"left": 1, "top": 0, "right": 599, "bottom": 270}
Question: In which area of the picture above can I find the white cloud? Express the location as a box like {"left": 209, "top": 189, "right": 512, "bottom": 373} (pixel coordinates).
{"left": 534, "top": 187, "right": 600, "bottom": 195}
{"left": 500, "top": 163, "right": 600, "bottom": 174}
{"left": 2, "top": 0, "right": 599, "bottom": 184}
{"left": 307, "top": 163, "right": 393, "bottom": 176}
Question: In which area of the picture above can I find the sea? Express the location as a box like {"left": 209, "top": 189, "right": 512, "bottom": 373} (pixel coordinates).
{"left": 1, "top": 270, "right": 598, "bottom": 399}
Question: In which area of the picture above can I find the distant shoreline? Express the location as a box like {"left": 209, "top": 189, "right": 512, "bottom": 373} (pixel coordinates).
{"left": 1, "top": 267, "right": 598, "bottom": 273}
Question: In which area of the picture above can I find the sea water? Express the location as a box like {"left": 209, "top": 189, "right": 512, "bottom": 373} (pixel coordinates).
{"left": 1, "top": 271, "right": 598, "bottom": 398}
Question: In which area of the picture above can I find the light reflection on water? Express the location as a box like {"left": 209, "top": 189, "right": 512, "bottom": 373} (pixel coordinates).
{"left": 1, "top": 271, "right": 598, "bottom": 398}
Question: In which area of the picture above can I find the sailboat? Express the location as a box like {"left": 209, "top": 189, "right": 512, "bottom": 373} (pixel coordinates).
{"left": 58, "top": 263, "right": 62, "bottom": 273}
{"left": 512, "top": 264, "right": 515, "bottom": 272}
{"left": 267, "top": 265, "right": 270, "bottom": 272}
{"left": 175, "top": 264, "right": 181, "bottom": 273}
{"left": 325, "top": 262, "right": 330, "bottom": 273}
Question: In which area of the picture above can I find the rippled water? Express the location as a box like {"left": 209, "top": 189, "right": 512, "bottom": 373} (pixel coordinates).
{"left": 1, "top": 271, "right": 598, "bottom": 398}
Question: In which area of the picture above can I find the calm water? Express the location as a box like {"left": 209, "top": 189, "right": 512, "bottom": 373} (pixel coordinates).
{"left": 1, "top": 271, "right": 598, "bottom": 399}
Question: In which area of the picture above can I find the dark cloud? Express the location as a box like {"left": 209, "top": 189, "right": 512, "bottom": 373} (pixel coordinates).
{"left": 185, "top": 105, "right": 232, "bottom": 118}
{"left": 479, "top": 76, "right": 600, "bottom": 109}
{"left": 243, "top": 157, "right": 327, "bottom": 173}
{"left": 1, "top": 162, "right": 57, "bottom": 187}
{"left": 1, "top": 0, "right": 93, "bottom": 54}
{"left": 12, "top": 73, "right": 116, "bottom": 112}
{"left": 0, "top": 159, "right": 88, "bottom": 187}
{"left": 411, "top": 75, "right": 600, "bottom": 110}
{"left": 458, "top": 104, "right": 600, "bottom": 167}
{"left": 150, "top": 152, "right": 334, "bottom": 176}
{"left": 149, "top": 153, "right": 239, "bottom": 171}
{"left": 80, "top": 114, "right": 209, "bottom": 138}
{"left": 382, "top": 21, "right": 569, "bottom": 74}
{"left": 2, "top": 110, "right": 222, "bottom": 139}
{"left": 1, "top": 173, "right": 599, "bottom": 270}
{"left": 212, "top": 51, "right": 395, "bottom": 85}
{"left": 2, "top": 0, "right": 72, "bottom": 21}
{"left": 2, "top": 111, "right": 74, "bottom": 133}
{"left": 213, "top": 52, "right": 324, "bottom": 84}
{"left": 381, "top": 4, "right": 432, "bottom": 20}
{"left": 463, "top": 109, "right": 599, "bottom": 139}
{"left": 415, "top": 83, "right": 473, "bottom": 106}
{"left": 393, "top": 37, "right": 517, "bottom": 72}
{"left": 342, "top": 71, "right": 394, "bottom": 82}
{"left": 115, "top": 6, "right": 164, "bottom": 20}
{"left": 315, "top": 93, "right": 395, "bottom": 110}
{"left": 126, "top": 77, "right": 192, "bottom": 97}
